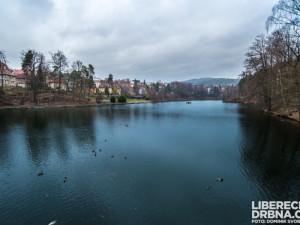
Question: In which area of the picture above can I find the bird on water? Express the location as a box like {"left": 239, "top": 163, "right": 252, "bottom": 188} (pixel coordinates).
{"left": 216, "top": 178, "right": 224, "bottom": 182}
{"left": 38, "top": 171, "right": 43, "bottom": 176}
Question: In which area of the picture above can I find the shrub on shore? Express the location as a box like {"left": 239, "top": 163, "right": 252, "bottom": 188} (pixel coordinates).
{"left": 110, "top": 96, "right": 116, "bottom": 103}
{"left": 118, "top": 95, "right": 126, "bottom": 103}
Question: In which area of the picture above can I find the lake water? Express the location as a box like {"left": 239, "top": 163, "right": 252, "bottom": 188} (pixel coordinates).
{"left": 0, "top": 101, "right": 300, "bottom": 225}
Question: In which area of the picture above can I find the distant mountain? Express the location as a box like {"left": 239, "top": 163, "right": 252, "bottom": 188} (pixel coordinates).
{"left": 184, "top": 78, "right": 239, "bottom": 86}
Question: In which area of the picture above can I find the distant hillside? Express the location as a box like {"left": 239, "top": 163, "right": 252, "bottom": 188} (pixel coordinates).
{"left": 184, "top": 78, "right": 239, "bottom": 86}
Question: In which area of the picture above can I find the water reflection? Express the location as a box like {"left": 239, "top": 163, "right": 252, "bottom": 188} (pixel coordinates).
{"left": 1, "top": 102, "right": 300, "bottom": 225}
{"left": 0, "top": 108, "right": 97, "bottom": 165}
{"left": 96, "top": 104, "right": 183, "bottom": 122}
{"left": 238, "top": 105, "right": 300, "bottom": 201}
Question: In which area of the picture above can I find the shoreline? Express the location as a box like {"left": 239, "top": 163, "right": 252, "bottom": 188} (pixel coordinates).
{"left": 264, "top": 109, "right": 299, "bottom": 123}
{"left": 0, "top": 100, "right": 153, "bottom": 110}
{"left": 0, "top": 98, "right": 222, "bottom": 110}
{"left": 224, "top": 99, "right": 299, "bottom": 123}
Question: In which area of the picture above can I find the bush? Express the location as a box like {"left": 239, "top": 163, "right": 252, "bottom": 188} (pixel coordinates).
{"left": 110, "top": 96, "right": 116, "bottom": 103}
{"left": 118, "top": 95, "right": 126, "bottom": 103}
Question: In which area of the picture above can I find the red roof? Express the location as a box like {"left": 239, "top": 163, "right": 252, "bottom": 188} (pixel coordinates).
{"left": 11, "top": 70, "right": 25, "bottom": 79}
{"left": 12, "top": 70, "right": 24, "bottom": 75}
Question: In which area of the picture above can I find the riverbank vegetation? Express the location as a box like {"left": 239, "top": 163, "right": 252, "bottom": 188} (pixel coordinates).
{"left": 223, "top": 0, "right": 300, "bottom": 121}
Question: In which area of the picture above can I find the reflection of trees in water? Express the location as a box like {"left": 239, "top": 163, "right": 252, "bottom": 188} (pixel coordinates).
{"left": 238, "top": 105, "right": 300, "bottom": 200}
{"left": 98, "top": 105, "right": 122, "bottom": 124}
{"left": 0, "top": 133, "right": 13, "bottom": 169}
{"left": 97, "top": 104, "right": 182, "bottom": 126}
{"left": 24, "top": 110, "right": 51, "bottom": 164}
{"left": 98, "top": 105, "right": 146, "bottom": 121}
{"left": 0, "top": 108, "right": 96, "bottom": 165}
{"left": 0, "top": 113, "right": 15, "bottom": 167}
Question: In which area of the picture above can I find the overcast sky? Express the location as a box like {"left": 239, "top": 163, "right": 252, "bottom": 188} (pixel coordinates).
{"left": 0, "top": 0, "right": 278, "bottom": 82}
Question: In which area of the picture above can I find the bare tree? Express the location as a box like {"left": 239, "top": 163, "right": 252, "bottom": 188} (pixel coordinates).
{"left": 244, "top": 35, "right": 273, "bottom": 111}
{"left": 0, "top": 50, "right": 8, "bottom": 90}
{"left": 266, "top": 0, "right": 300, "bottom": 32}
{"left": 50, "top": 50, "right": 68, "bottom": 94}
{"left": 71, "top": 60, "right": 83, "bottom": 100}
{"left": 267, "top": 0, "right": 300, "bottom": 118}
{"left": 267, "top": 30, "right": 292, "bottom": 113}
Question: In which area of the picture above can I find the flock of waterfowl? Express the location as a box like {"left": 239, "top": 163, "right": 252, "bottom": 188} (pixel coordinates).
{"left": 37, "top": 121, "right": 223, "bottom": 225}
{"left": 38, "top": 123, "right": 130, "bottom": 184}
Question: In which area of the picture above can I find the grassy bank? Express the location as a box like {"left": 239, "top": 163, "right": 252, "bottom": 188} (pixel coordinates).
{"left": 0, "top": 92, "right": 153, "bottom": 110}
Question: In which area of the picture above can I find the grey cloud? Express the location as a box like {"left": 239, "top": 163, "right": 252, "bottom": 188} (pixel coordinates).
{"left": 0, "top": 0, "right": 278, "bottom": 82}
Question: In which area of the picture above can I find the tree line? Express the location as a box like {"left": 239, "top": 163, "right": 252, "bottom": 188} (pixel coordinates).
{"left": 118, "top": 79, "right": 221, "bottom": 101}
{"left": 1, "top": 45, "right": 223, "bottom": 104}
{"left": 146, "top": 82, "right": 221, "bottom": 101}
{"left": 224, "top": 0, "right": 300, "bottom": 119}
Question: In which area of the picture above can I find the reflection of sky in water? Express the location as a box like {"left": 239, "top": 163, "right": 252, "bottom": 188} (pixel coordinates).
{"left": 0, "top": 101, "right": 299, "bottom": 225}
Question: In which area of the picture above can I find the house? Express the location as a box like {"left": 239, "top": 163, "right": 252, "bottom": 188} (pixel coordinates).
{"left": 98, "top": 83, "right": 112, "bottom": 94}
{"left": 93, "top": 78, "right": 101, "bottom": 88}
{"left": 89, "top": 83, "right": 97, "bottom": 94}
{"left": 207, "top": 87, "right": 211, "bottom": 94}
{"left": 5, "top": 74, "right": 16, "bottom": 87}
{"left": 47, "top": 77, "right": 67, "bottom": 91}
{"left": 0, "top": 62, "right": 16, "bottom": 87}
{"left": 12, "top": 70, "right": 26, "bottom": 88}
{"left": 119, "top": 80, "right": 134, "bottom": 96}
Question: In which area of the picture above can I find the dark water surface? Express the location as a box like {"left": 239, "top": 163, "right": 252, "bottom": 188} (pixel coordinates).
{"left": 0, "top": 101, "right": 300, "bottom": 225}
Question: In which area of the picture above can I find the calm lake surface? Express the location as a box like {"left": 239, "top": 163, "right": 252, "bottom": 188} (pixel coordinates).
{"left": 1, "top": 101, "right": 300, "bottom": 225}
